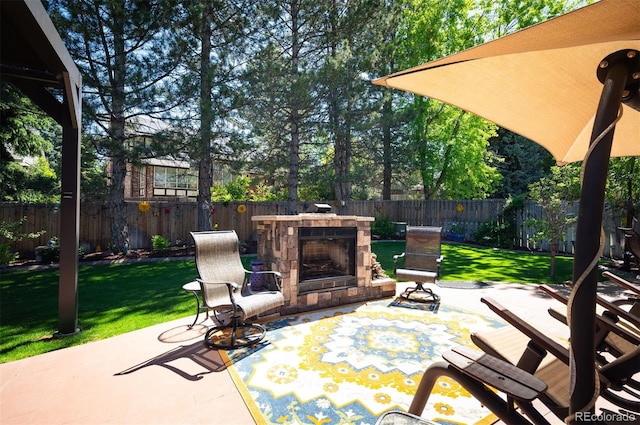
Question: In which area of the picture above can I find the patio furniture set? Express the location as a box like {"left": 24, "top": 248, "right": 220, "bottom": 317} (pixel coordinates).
{"left": 184, "top": 225, "right": 640, "bottom": 424}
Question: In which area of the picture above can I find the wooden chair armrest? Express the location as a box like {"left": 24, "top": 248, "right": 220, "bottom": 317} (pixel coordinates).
{"left": 540, "top": 284, "right": 639, "bottom": 345}
{"left": 541, "top": 284, "right": 640, "bottom": 329}
{"left": 538, "top": 284, "right": 569, "bottom": 304}
{"left": 547, "top": 306, "right": 568, "bottom": 325}
{"left": 602, "top": 271, "right": 640, "bottom": 296}
{"left": 443, "top": 345, "right": 547, "bottom": 401}
{"left": 593, "top": 312, "right": 640, "bottom": 345}
{"left": 480, "top": 297, "right": 570, "bottom": 365}
{"left": 595, "top": 295, "right": 640, "bottom": 329}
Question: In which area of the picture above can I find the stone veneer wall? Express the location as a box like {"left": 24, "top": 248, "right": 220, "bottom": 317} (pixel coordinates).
{"left": 252, "top": 214, "right": 396, "bottom": 315}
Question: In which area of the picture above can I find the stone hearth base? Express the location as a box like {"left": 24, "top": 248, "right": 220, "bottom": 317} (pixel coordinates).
{"left": 278, "top": 277, "right": 397, "bottom": 315}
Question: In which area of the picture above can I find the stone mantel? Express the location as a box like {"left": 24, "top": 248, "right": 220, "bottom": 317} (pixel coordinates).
{"left": 251, "top": 213, "right": 375, "bottom": 223}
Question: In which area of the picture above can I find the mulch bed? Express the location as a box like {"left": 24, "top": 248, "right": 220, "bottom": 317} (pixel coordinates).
{"left": 80, "top": 246, "right": 195, "bottom": 262}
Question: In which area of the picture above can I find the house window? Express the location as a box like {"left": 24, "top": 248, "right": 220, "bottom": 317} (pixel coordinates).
{"left": 153, "top": 166, "right": 197, "bottom": 197}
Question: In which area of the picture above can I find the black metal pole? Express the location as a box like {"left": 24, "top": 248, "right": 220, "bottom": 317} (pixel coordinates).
{"left": 568, "top": 58, "right": 629, "bottom": 421}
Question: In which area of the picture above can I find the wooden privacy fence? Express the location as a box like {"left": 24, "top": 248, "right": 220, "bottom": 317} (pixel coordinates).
{"left": 1, "top": 200, "right": 631, "bottom": 259}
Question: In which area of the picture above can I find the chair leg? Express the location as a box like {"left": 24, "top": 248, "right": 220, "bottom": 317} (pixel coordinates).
{"left": 204, "top": 319, "right": 266, "bottom": 350}
{"left": 409, "top": 361, "right": 535, "bottom": 424}
{"left": 401, "top": 282, "right": 440, "bottom": 303}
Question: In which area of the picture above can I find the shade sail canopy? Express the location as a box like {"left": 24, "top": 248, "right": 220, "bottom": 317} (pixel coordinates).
{"left": 373, "top": 0, "right": 640, "bottom": 164}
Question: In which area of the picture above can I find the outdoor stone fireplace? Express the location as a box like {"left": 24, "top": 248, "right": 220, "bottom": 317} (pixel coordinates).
{"left": 252, "top": 213, "right": 396, "bottom": 315}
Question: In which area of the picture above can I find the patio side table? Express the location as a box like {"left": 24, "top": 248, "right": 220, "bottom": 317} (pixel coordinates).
{"left": 182, "top": 281, "right": 208, "bottom": 328}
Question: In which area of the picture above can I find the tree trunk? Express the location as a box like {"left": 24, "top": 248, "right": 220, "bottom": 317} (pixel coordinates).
{"left": 287, "top": 0, "right": 300, "bottom": 215}
{"left": 622, "top": 157, "right": 636, "bottom": 270}
{"left": 197, "top": 4, "right": 213, "bottom": 231}
{"left": 381, "top": 94, "right": 392, "bottom": 200}
{"left": 550, "top": 242, "right": 558, "bottom": 279}
{"left": 109, "top": 13, "right": 129, "bottom": 252}
{"left": 328, "top": 0, "right": 351, "bottom": 215}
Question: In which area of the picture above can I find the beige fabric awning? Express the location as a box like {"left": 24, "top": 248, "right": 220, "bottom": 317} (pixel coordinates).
{"left": 373, "top": 0, "right": 640, "bottom": 164}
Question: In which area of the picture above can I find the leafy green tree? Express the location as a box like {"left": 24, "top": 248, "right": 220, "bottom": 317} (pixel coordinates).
{"left": 0, "top": 158, "right": 58, "bottom": 203}
{"left": 1, "top": 82, "right": 61, "bottom": 202}
{"left": 0, "top": 83, "right": 55, "bottom": 159}
{"left": 385, "top": 0, "right": 584, "bottom": 209}
{"left": 368, "top": 1, "right": 406, "bottom": 200}
{"left": 527, "top": 164, "right": 581, "bottom": 279}
{"left": 391, "top": 0, "right": 501, "bottom": 208}
{"left": 606, "top": 156, "right": 639, "bottom": 270}
{"left": 299, "top": 169, "right": 335, "bottom": 201}
{"left": 0, "top": 217, "right": 46, "bottom": 265}
{"left": 409, "top": 98, "right": 501, "bottom": 201}
{"left": 607, "top": 157, "right": 639, "bottom": 226}
{"left": 211, "top": 176, "right": 279, "bottom": 202}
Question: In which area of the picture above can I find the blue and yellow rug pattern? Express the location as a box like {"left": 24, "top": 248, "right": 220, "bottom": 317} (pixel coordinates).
{"left": 224, "top": 299, "right": 505, "bottom": 425}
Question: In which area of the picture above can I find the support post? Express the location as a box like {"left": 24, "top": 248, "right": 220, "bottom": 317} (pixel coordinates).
{"left": 568, "top": 58, "right": 629, "bottom": 420}
{"left": 56, "top": 80, "right": 82, "bottom": 337}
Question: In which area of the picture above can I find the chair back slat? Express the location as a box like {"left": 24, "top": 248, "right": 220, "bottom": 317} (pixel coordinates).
{"left": 404, "top": 226, "right": 442, "bottom": 271}
{"left": 191, "top": 231, "right": 247, "bottom": 287}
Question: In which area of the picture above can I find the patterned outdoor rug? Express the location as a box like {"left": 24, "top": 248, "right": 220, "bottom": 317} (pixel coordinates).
{"left": 222, "top": 299, "right": 506, "bottom": 425}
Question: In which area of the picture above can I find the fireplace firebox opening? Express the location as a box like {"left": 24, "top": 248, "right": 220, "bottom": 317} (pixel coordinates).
{"left": 298, "top": 227, "right": 357, "bottom": 294}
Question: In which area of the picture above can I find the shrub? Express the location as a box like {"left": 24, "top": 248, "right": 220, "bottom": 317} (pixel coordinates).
{"left": 371, "top": 215, "right": 396, "bottom": 239}
{"left": 0, "top": 243, "right": 18, "bottom": 265}
{"left": 151, "top": 235, "right": 170, "bottom": 250}
{"left": 473, "top": 195, "right": 525, "bottom": 249}
{"left": 0, "top": 217, "right": 46, "bottom": 265}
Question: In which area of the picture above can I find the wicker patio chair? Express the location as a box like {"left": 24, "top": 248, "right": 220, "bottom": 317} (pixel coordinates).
{"left": 191, "top": 230, "right": 284, "bottom": 349}
{"left": 393, "top": 226, "right": 443, "bottom": 303}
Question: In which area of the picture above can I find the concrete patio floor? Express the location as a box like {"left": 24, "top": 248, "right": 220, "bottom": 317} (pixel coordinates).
{"left": 0, "top": 279, "right": 635, "bottom": 425}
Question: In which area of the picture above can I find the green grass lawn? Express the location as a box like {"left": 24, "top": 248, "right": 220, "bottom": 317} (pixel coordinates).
{"left": 374, "top": 241, "right": 574, "bottom": 284}
{"left": 1, "top": 242, "right": 573, "bottom": 363}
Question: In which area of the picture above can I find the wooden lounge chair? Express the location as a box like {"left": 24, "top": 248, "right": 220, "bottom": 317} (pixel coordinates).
{"left": 191, "top": 231, "right": 284, "bottom": 349}
{"left": 603, "top": 271, "right": 640, "bottom": 320}
{"left": 400, "top": 288, "right": 640, "bottom": 424}
{"left": 470, "top": 297, "right": 640, "bottom": 421}
{"left": 393, "top": 226, "right": 442, "bottom": 303}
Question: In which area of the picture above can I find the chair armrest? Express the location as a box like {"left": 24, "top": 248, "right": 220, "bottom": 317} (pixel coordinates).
{"left": 480, "top": 297, "right": 570, "bottom": 365}
{"left": 197, "top": 278, "right": 239, "bottom": 291}
{"left": 602, "top": 271, "right": 640, "bottom": 296}
{"left": 544, "top": 282, "right": 640, "bottom": 329}
{"left": 393, "top": 252, "right": 405, "bottom": 273}
{"left": 250, "top": 270, "right": 283, "bottom": 291}
{"left": 540, "top": 285, "right": 639, "bottom": 348}
{"left": 197, "top": 278, "right": 241, "bottom": 309}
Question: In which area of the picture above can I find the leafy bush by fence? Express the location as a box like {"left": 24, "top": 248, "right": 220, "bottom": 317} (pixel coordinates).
{"left": 1, "top": 199, "right": 631, "bottom": 259}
